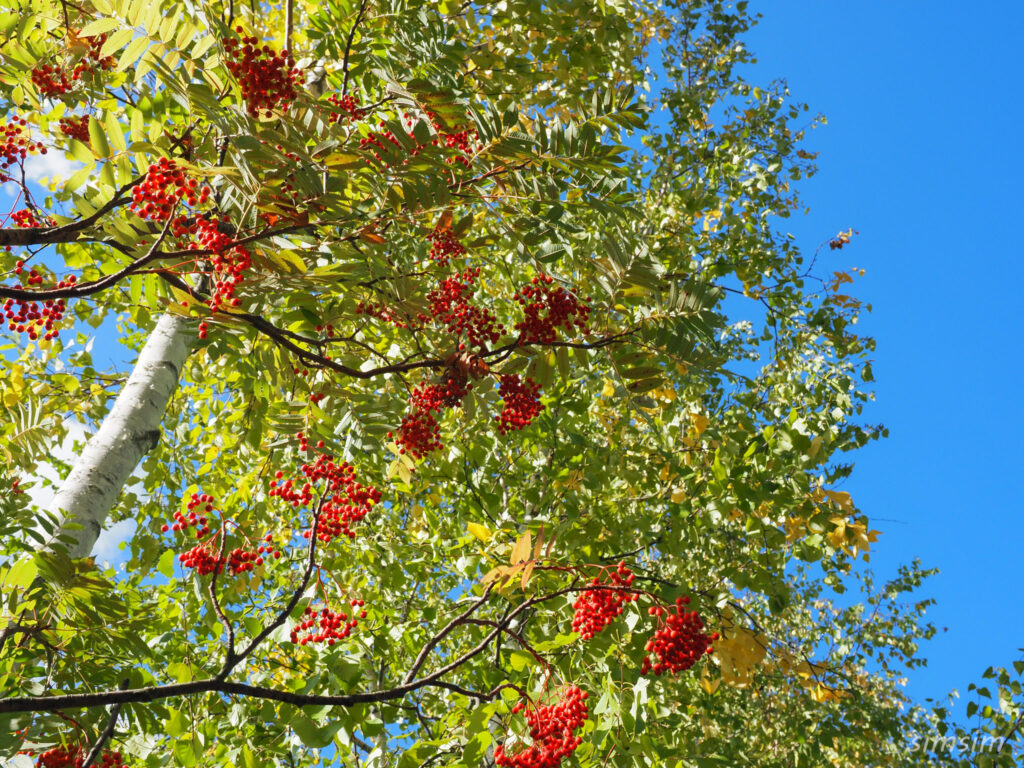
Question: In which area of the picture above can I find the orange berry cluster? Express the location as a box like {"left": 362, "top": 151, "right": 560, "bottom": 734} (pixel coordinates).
{"left": 58, "top": 115, "right": 90, "bottom": 143}
{"left": 270, "top": 447, "right": 382, "bottom": 544}
{"left": 327, "top": 93, "right": 364, "bottom": 124}
{"left": 181, "top": 215, "right": 252, "bottom": 339}
{"left": 495, "top": 687, "right": 589, "bottom": 768}
{"left": 30, "top": 34, "right": 115, "bottom": 97}
{"left": 162, "top": 492, "right": 265, "bottom": 576}
{"left": 495, "top": 374, "right": 544, "bottom": 434}
{"left": 289, "top": 598, "right": 366, "bottom": 645}
{"left": 427, "top": 267, "right": 505, "bottom": 350}
{"left": 130, "top": 158, "right": 210, "bottom": 221}
{"left": 10, "top": 208, "right": 55, "bottom": 229}
{"left": 514, "top": 274, "right": 590, "bottom": 344}
{"left": 3, "top": 268, "right": 74, "bottom": 341}
{"left": 34, "top": 746, "right": 124, "bottom": 768}
{"left": 1, "top": 117, "right": 44, "bottom": 183}
{"left": 223, "top": 29, "right": 300, "bottom": 118}
{"left": 641, "top": 596, "right": 715, "bottom": 676}
{"left": 426, "top": 226, "right": 466, "bottom": 266}
{"left": 392, "top": 373, "right": 472, "bottom": 460}
{"left": 571, "top": 562, "right": 637, "bottom": 640}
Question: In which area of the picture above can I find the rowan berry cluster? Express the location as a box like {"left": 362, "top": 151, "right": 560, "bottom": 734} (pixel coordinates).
{"left": 571, "top": 562, "right": 637, "bottom": 640}
{"left": 30, "top": 64, "right": 77, "bottom": 97}
{"left": 223, "top": 29, "right": 300, "bottom": 117}
{"left": 355, "top": 299, "right": 421, "bottom": 330}
{"left": 440, "top": 127, "right": 479, "bottom": 167}
{"left": 426, "top": 226, "right": 467, "bottom": 266}
{"left": 191, "top": 215, "right": 252, "bottom": 339}
{"left": 392, "top": 373, "right": 471, "bottom": 459}
{"left": 496, "top": 687, "right": 589, "bottom": 768}
{"left": 177, "top": 540, "right": 262, "bottom": 576}
{"left": 3, "top": 273, "right": 74, "bottom": 341}
{"left": 427, "top": 267, "right": 506, "bottom": 349}
{"left": 30, "top": 34, "right": 114, "bottom": 97}
{"left": 1, "top": 117, "right": 44, "bottom": 183}
{"left": 34, "top": 746, "right": 124, "bottom": 768}
{"left": 289, "top": 598, "right": 366, "bottom": 645}
{"left": 514, "top": 274, "right": 590, "bottom": 344}
{"left": 161, "top": 492, "right": 215, "bottom": 538}
{"left": 130, "top": 158, "right": 210, "bottom": 221}
{"left": 327, "top": 93, "right": 364, "bottom": 123}
{"left": 162, "top": 493, "right": 266, "bottom": 575}
{"left": 495, "top": 374, "right": 544, "bottom": 434}
{"left": 10, "top": 208, "right": 55, "bottom": 229}
{"left": 641, "top": 596, "right": 715, "bottom": 676}
{"left": 270, "top": 448, "right": 382, "bottom": 543}
{"left": 58, "top": 115, "right": 90, "bottom": 143}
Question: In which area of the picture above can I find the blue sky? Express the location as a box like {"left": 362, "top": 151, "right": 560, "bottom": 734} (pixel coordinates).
{"left": 741, "top": 1, "right": 1024, "bottom": 709}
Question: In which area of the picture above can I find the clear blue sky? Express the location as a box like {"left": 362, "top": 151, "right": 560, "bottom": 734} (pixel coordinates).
{"left": 741, "top": 1, "right": 1024, "bottom": 709}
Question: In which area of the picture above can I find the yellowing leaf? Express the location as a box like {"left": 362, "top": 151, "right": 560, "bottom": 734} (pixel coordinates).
{"left": 700, "top": 666, "right": 721, "bottom": 694}
{"left": 467, "top": 522, "right": 492, "bottom": 542}
{"left": 532, "top": 526, "right": 544, "bottom": 560}
{"left": 601, "top": 379, "right": 615, "bottom": 398}
{"left": 510, "top": 531, "right": 532, "bottom": 565}
{"left": 670, "top": 488, "right": 686, "bottom": 503}
{"left": 520, "top": 560, "right": 535, "bottom": 591}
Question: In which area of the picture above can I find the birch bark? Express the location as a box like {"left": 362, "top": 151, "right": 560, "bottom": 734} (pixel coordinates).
{"left": 50, "top": 311, "right": 194, "bottom": 558}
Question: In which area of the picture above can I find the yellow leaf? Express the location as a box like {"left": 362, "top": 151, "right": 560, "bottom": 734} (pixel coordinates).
{"left": 670, "top": 488, "right": 686, "bottom": 504}
{"left": 601, "top": 379, "right": 615, "bottom": 398}
{"left": 532, "top": 526, "right": 544, "bottom": 560}
{"left": 510, "top": 531, "right": 532, "bottom": 565}
{"left": 520, "top": 560, "right": 535, "bottom": 591}
{"left": 467, "top": 522, "right": 492, "bottom": 542}
{"left": 700, "top": 666, "right": 721, "bottom": 694}
{"left": 482, "top": 566, "right": 508, "bottom": 585}
{"left": 690, "top": 412, "right": 709, "bottom": 436}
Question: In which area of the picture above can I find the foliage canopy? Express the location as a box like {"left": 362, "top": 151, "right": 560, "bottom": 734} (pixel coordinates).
{"left": 1, "top": 1, "right": 1021, "bottom": 767}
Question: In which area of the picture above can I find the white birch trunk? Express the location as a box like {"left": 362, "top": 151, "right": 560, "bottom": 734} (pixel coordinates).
{"left": 51, "top": 311, "right": 194, "bottom": 558}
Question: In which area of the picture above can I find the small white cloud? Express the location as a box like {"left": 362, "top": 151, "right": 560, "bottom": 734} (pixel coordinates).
{"left": 92, "top": 518, "right": 137, "bottom": 567}
{"left": 23, "top": 151, "right": 83, "bottom": 184}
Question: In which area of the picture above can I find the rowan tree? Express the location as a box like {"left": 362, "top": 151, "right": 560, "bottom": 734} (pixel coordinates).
{"left": 1, "top": 1, "right": 1019, "bottom": 768}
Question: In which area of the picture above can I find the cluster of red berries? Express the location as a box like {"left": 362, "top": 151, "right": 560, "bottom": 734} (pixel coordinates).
{"left": 327, "top": 92, "right": 364, "bottom": 124}
{"left": 58, "top": 115, "right": 90, "bottom": 143}
{"left": 289, "top": 598, "right": 366, "bottom": 645}
{"left": 391, "top": 373, "right": 471, "bottom": 459}
{"left": 496, "top": 687, "right": 589, "bottom": 768}
{"left": 161, "top": 492, "right": 216, "bottom": 538}
{"left": 223, "top": 29, "right": 300, "bottom": 118}
{"left": 514, "top": 274, "right": 590, "bottom": 344}
{"left": 427, "top": 267, "right": 506, "bottom": 349}
{"left": 1, "top": 117, "right": 45, "bottom": 183}
{"left": 188, "top": 215, "right": 252, "bottom": 339}
{"left": 162, "top": 493, "right": 268, "bottom": 575}
{"left": 426, "top": 227, "right": 467, "bottom": 266}
{"left": 640, "top": 597, "right": 716, "bottom": 676}
{"left": 270, "top": 446, "right": 382, "bottom": 543}
{"left": 10, "top": 477, "right": 24, "bottom": 494}
{"left": 34, "top": 746, "right": 124, "bottom": 768}
{"left": 177, "top": 539, "right": 262, "bottom": 576}
{"left": 355, "top": 299, "right": 422, "bottom": 330}
{"left": 9, "top": 208, "right": 55, "bottom": 228}
{"left": 495, "top": 374, "right": 544, "bottom": 434}
{"left": 571, "top": 562, "right": 638, "bottom": 640}
{"left": 439, "top": 126, "right": 480, "bottom": 167}
{"left": 130, "top": 158, "right": 211, "bottom": 221}
{"left": 3, "top": 272, "right": 74, "bottom": 341}
{"left": 30, "top": 34, "right": 115, "bottom": 97}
